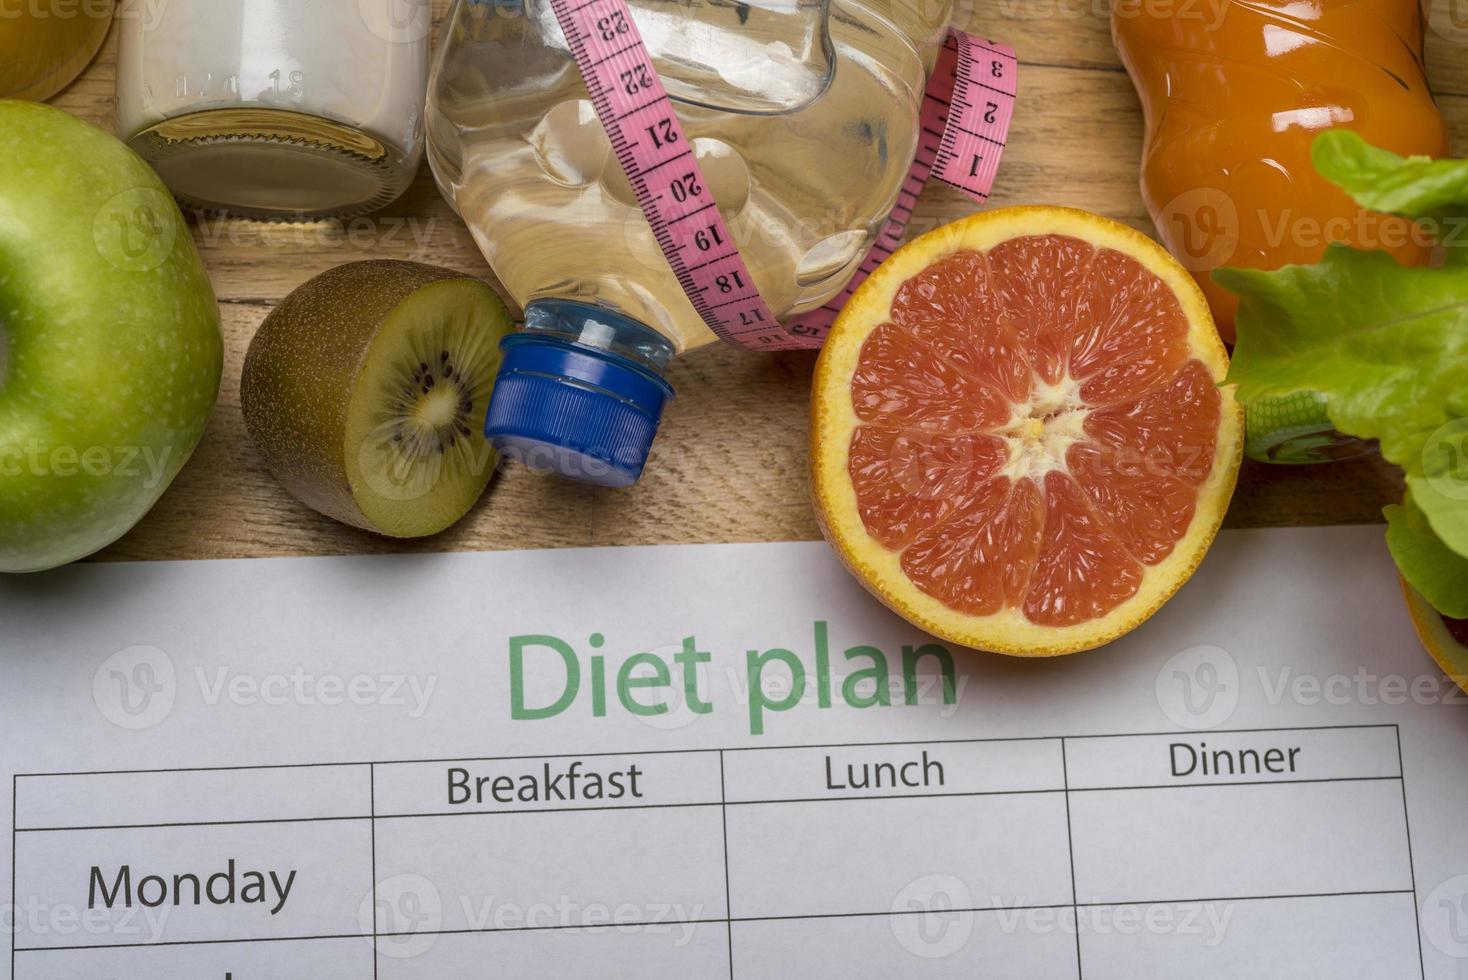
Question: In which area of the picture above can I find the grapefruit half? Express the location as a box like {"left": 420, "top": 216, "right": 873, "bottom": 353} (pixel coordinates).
{"left": 812, "top": 207, "right": 1244, "bottom": 656}
{"left": 1403, "top": 581, "right": 1468, "bottom": 695}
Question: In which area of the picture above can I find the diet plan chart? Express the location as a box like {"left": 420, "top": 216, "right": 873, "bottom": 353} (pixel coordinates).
{"left": 1, "top": 525, "right": 1467, "bottom": 979}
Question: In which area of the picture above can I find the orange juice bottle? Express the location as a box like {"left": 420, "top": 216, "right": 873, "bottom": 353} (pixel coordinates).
{"left": 1114, "top": 0, "right": 1448, "bottom": 343}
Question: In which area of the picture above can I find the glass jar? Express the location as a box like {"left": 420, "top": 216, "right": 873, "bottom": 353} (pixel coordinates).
{"left": 0, "top": 0, "right": 114, "bottom": 101}
{"left": 115, "top": 0, "right": 431, "bottom": 220}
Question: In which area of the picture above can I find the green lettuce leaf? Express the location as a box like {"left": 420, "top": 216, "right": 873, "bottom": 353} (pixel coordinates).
{"left": 1217, "top": 248, "right": 1468, "bottom": 484}
{"left": 1408, "top": 414, "right": 1468, "bottom": 556}
{"left": 1312, "top": 130, "right": 1468, "bottom": 252}
{"left": 1219, "top": 130, "right": 1468, "bottom": 621}
{"left": 1387, "top": 500, "right": 1468, "bottom": 619}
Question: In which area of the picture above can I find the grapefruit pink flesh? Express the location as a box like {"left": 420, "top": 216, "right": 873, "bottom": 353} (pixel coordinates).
{"left": 847, "top": 234, "right": 1224, "bottom": 630}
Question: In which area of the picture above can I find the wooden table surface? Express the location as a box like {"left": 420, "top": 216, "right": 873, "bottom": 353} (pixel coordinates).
{"left": 48, "top": 1, "right": 1468, "bottom": 564}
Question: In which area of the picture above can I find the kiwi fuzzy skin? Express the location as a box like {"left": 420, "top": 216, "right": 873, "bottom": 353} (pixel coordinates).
{"left": 241, "top": 260, "right": 487, "bottom": 534}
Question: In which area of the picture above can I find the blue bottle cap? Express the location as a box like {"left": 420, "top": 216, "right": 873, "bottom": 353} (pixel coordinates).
{"left": 485, "top": 333, "right": 675, "bottom": 488}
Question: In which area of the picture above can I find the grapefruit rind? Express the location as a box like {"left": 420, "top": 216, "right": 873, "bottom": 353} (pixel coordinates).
{"left": 811, "top": 207, "right": 1244, "bottom": 657}
{"left": 1402, "top": 579, "right": 1468, "bottom": 695}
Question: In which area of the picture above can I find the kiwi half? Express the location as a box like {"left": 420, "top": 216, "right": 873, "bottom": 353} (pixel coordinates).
{"left": 242, "top": 260, "right": 512, "bottom": 538}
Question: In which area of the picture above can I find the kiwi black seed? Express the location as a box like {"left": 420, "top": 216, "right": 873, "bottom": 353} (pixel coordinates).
{"left": 241, "top": 260, "right": 513, "bottom": 538}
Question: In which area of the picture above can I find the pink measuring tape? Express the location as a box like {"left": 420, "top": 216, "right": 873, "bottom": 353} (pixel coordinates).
{"left": 550, "top": 0, "right": 1019, "bottom": 352}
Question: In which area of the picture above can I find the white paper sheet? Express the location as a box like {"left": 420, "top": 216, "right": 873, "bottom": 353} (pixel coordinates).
{"left": 1, "top": 525, "right": 1466, "bottom": 979}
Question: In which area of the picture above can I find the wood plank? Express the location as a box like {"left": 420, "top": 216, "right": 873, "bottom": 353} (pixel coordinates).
{"left": 20, "top": 2, "right": 1447, "bottom": 562}
{"left": 986, "top": 0, "right": 1468, "bottom": 97}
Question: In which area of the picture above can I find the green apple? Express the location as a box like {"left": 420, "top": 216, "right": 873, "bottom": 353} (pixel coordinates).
{"left": 0, "top": 101, "right": 222, "bottom": 572}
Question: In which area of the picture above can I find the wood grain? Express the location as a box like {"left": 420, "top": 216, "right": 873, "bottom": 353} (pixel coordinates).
{"left": 36, "top": 1, "right": 1457, "bottom": 562}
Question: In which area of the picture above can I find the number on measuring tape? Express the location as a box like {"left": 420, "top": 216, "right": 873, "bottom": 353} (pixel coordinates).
{"left": 597, "top": 10, "right": 628, "bottom": 39}
{"left": 671, "top": 173, "right": 702, "bottom": 203}
{"left": 549, "top": 0, "right": 1018, "bottom": 352}
{"left": 620, "top": 66, "right": 652, "bottom": 95}
{"left": 646, "top": 117, "right": 678, "bottom": 149}
{"left": 694, "top": 226, "right": 724, "bottom": 252}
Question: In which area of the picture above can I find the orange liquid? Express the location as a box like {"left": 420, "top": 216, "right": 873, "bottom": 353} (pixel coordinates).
{"left": 1114, "top": 0, "right": 1448, "bottom": 342}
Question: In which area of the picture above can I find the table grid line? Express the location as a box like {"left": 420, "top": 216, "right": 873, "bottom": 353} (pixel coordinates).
{"left": 7, "top": 723, "right": 1420, "bottom": 974}
{"left": 718, "top": 750, "right": 733, "bottom": 980}
{"left": 9, "top": 773, "right": 1413, "bottom": 835}
{"left": 9, "top": 889, "right": 1424, "bottom": 954}
{"left": 10, "top": 773, "right": 15, "bottom": 980}
{"left": 1060, "top": 737, "right": 1083, "bottom": 980}
{"left": 8, "top": 723, "right": 1401, "bottom": 780}
{"left": 1394, "top": 728, "right": 1427, "bottom": 980}
{"left": 369, "top": 763, "right": 378, "bottom": 980}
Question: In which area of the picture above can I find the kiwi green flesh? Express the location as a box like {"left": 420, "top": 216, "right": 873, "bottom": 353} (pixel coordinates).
{"left": 345, "top": 276, "right": 509, "bottom": 538}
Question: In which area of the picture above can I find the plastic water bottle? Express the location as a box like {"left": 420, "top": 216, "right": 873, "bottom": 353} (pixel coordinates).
{"left": 427, "top": 0, "right": 959, "bottom": 485}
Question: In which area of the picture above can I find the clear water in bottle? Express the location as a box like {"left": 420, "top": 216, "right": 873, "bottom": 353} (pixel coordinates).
{"left": 427, "top": 0, "right": 958, "bottom": 485}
